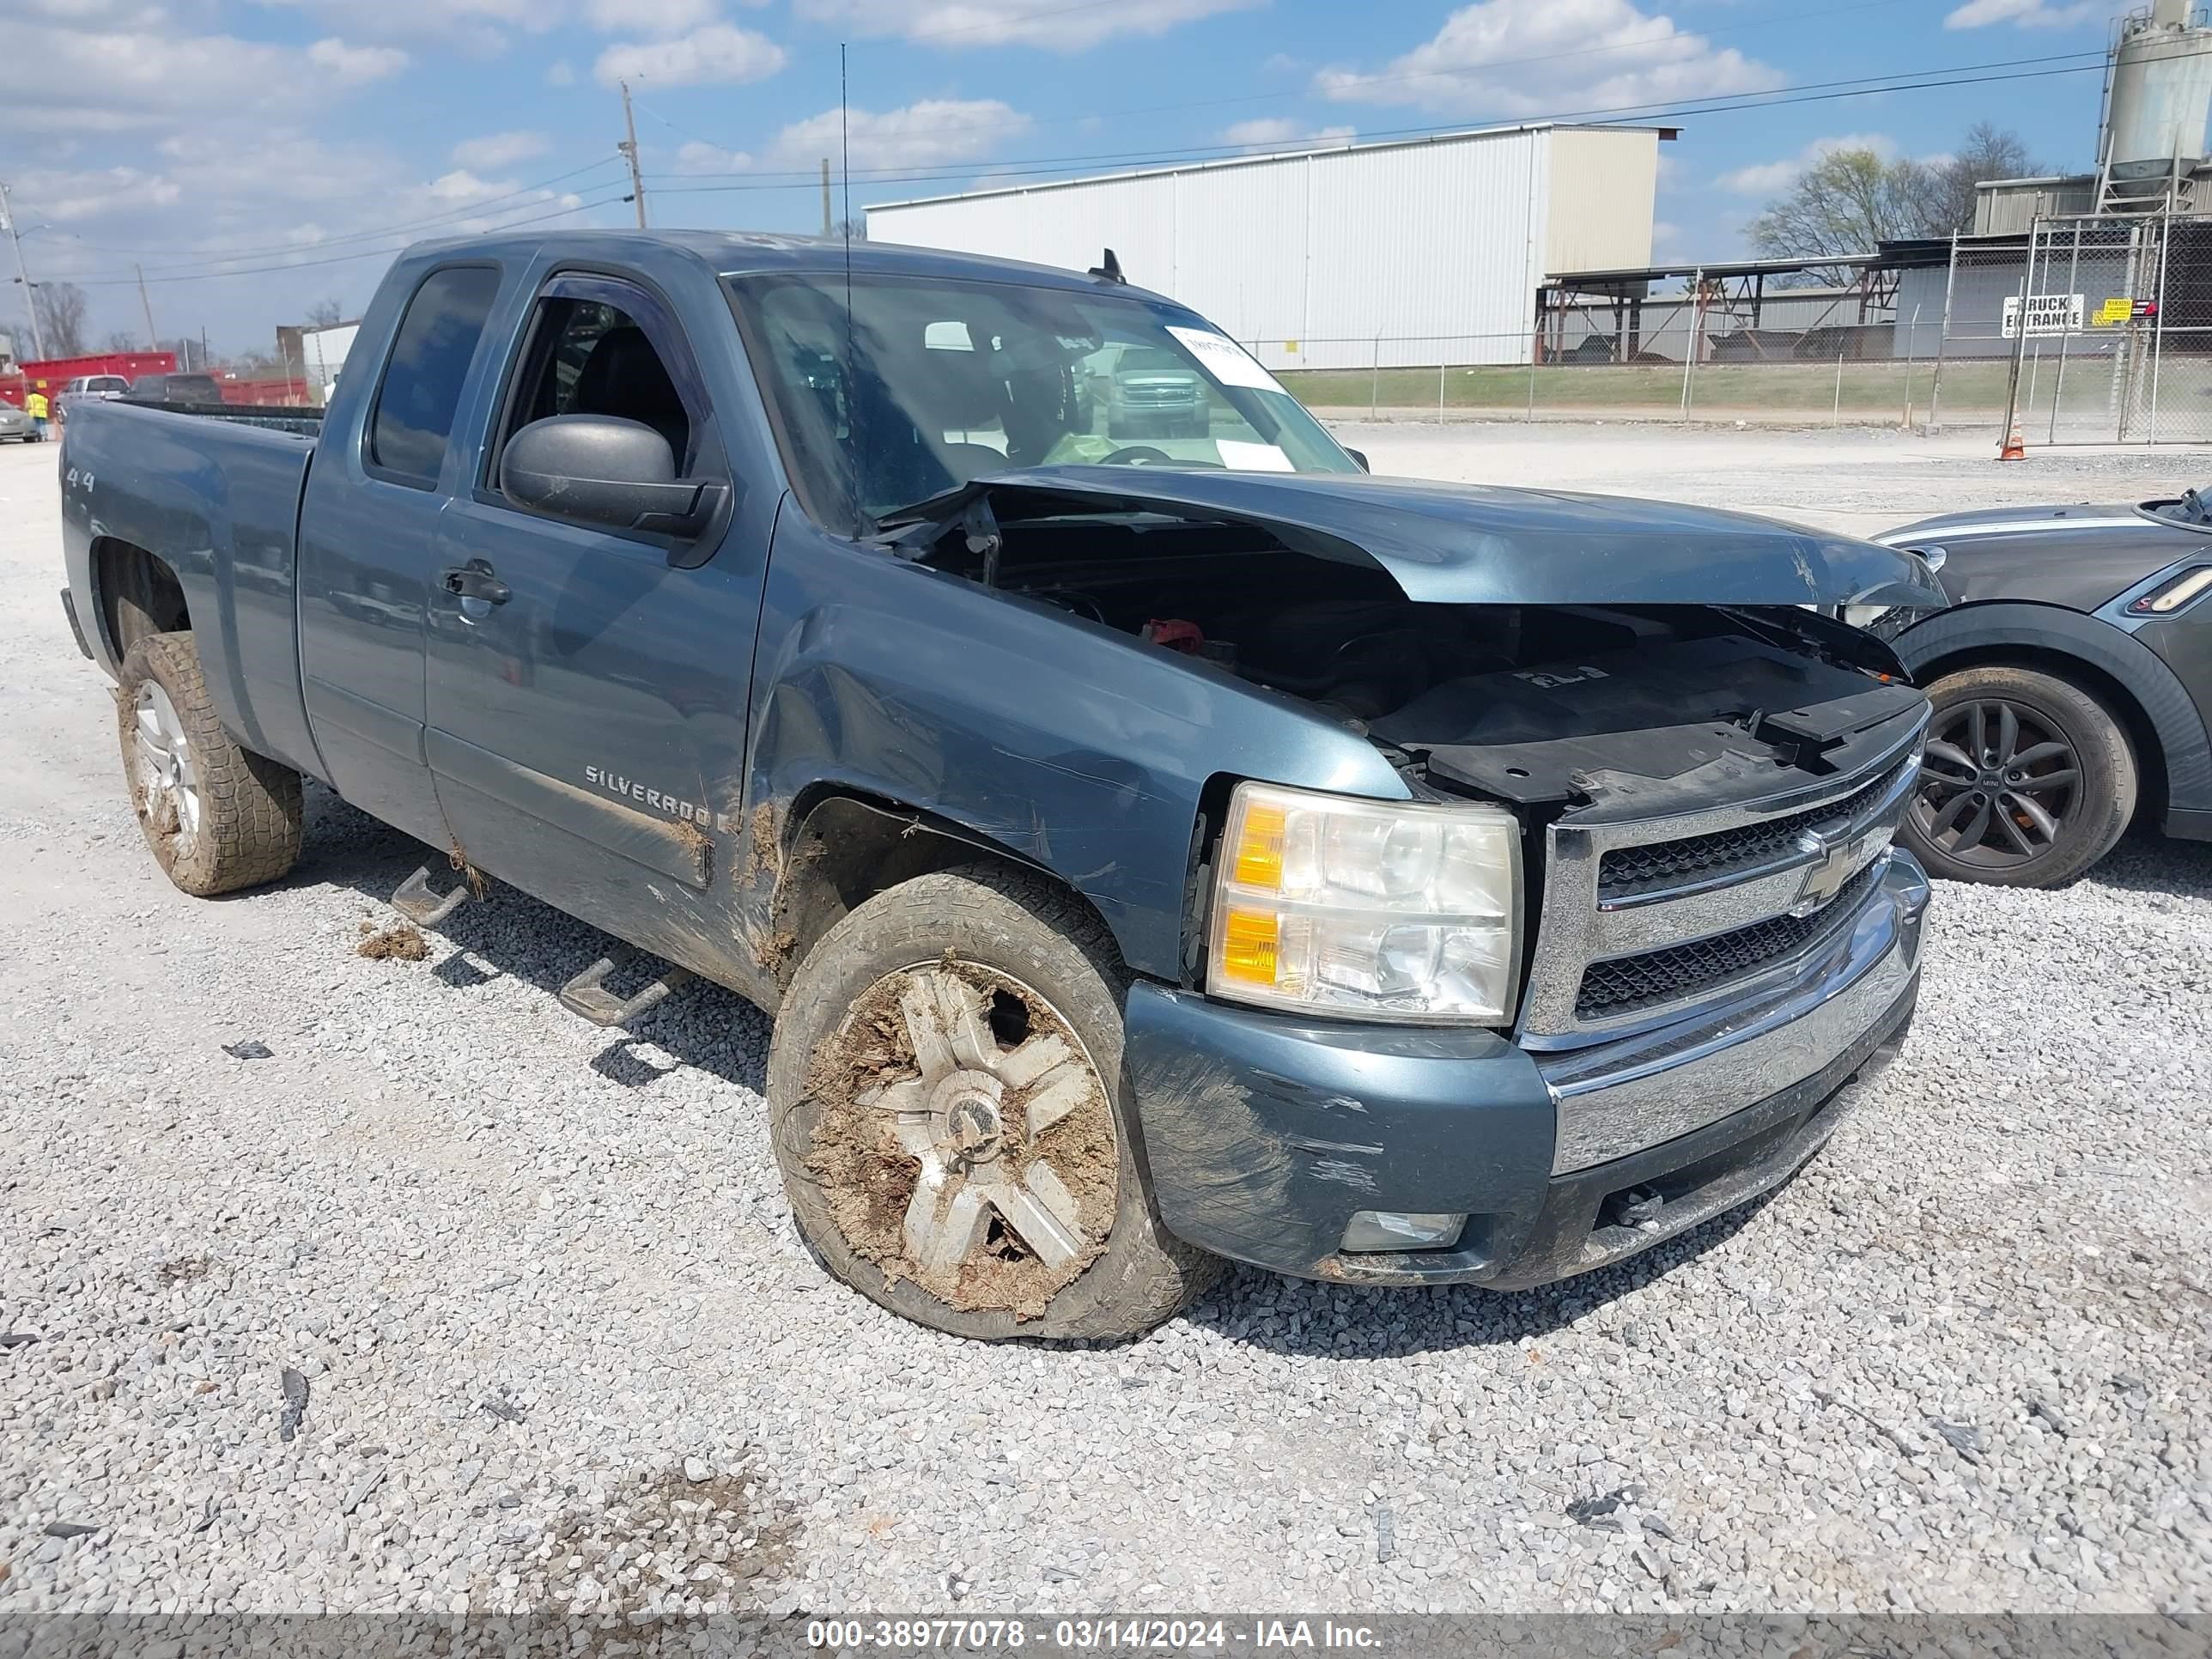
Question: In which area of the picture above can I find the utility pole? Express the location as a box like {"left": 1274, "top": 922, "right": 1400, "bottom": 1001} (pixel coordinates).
{"left": 821, "top": 157, "right": 832, "bottom": 236}
{"left": 0, "top": 179, "right": 47, "bottom": 362}
{"left": 135, "top": 264, "right": 158, "bottom": 350}
{"left": 617, "top": 81, "right": 648, "bottom": 228}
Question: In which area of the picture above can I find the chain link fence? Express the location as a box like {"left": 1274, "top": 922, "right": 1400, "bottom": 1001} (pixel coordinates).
{"left": 1258, "top": 210, "right": 2212, "bottom": 444}
{"left": 1268, "top": 325, "right": 1950, "bottom": 428}
{"left": 1997, "top": 213, "right": 2212, "bottom": 446}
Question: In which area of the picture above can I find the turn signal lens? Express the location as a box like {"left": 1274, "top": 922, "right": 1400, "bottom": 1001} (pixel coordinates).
{"left": 1206, "top": 781, "right": 1522, "bottom": 1024}
{"left": 1232, "top": 801, "right": 1286, "bottom": 889}
{"left": 2130, "top": 567, "right": 2212, "bottom": 615}
{"left": 1217, "top": 908, "right": 1281, "bottom": 984}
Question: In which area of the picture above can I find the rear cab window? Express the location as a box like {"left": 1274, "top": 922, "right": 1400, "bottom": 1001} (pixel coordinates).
{"left": 368, "top": 265, "right": 502, "bottom": 489}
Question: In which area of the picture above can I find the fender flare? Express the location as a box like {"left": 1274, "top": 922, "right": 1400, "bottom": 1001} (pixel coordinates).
{"left": 1892, "top": 599, "right": 2212, "bottom": 817}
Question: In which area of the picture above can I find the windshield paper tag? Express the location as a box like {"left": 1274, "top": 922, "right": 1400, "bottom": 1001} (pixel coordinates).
{"left": 1215, "top": 439, "right": 1296, "bottom": 472}
{"left": 1168, "top": 326, "right": 1287, "bottom": 394}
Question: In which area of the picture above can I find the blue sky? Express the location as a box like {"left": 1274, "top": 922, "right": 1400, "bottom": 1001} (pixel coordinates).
{"left": 7, "top": 0, "right": 2122, "bottom": 356}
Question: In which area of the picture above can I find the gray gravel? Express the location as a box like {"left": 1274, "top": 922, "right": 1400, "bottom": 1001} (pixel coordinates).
{"left": 3, "top": 430, "right": 2209, "bottom": 1617}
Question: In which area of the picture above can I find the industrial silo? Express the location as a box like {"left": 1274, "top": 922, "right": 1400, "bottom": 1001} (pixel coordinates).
{"left": 2098, "top": 0, "right": 2212, "bottom": 210}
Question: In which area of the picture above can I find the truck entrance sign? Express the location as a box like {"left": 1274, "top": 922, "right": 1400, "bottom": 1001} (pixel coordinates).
{"left": 2002, "top": 294, "right": 2087, "bottom": 338}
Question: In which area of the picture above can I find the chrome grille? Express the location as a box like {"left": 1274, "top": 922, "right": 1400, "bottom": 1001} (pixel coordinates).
{"left": 1517, "top": 706, "right": 1928, "bottom": 1048}
{"left": 1575, "top": 860, "right": 1883, "bottom": 1018}
{"left": 1597, "top": 756, "right": 1915, "bottom": 900}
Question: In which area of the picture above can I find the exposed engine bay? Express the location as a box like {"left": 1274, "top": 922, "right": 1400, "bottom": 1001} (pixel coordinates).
{"left": 911, "top": 509, "right": 1923, "bottom": 811}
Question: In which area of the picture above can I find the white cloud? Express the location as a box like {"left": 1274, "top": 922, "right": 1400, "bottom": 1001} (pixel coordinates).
{"left": 674, "top": 139, "right": 753, "bottom": 173}
{"left": 1944, "top": 0, "right": 2098, "bottom": 27}
{"left": 252, "top": 0, "right": 544, "bottom": 53}
{"left": 593, "top": 22, "right": 785, "bottom": 86}
{"left": 1219, "top": 117, "right": 1357, "bottom": 151}
{"left": 1222, "top": 117, "right": 1298, "bottom": 146}
{"left": 3, "top": 20, "right": 411, "bottom": 130}
{"left": 1715, "top": 132, "right": 1897, "bottom": 195}
{"left": 307, "top": 37, "right": 411, "bottom": 82}
{"left": 1316, "top": 0, "right": 1782, "bottom": 118}
{"left": 767, "top": 99, "right": 1028, "bottom": 169}
{"left": 794, "top": 0, "right": 1262, "bottom": 52}
{"left": 452, "top": 129, "right": 550, "bottom": 169}
{"left": 546, "top": 58, "right": 577, "bottom": 84}
{"left": 583, "top": 0, "right": 718, "bottom": 33}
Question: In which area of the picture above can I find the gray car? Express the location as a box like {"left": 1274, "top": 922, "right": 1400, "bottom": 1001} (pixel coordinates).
{"left": 0, "top": 403, "right": 41, "bottom": 443}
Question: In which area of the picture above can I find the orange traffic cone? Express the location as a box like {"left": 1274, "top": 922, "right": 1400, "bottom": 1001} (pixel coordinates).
{"left": 1999, "top": 418, "right": 2026, "bottom": 461}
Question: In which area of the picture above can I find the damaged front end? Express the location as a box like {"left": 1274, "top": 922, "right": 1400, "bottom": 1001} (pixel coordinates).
{"left": 880, "top": 466, "right": 1941, "bottom": 1290}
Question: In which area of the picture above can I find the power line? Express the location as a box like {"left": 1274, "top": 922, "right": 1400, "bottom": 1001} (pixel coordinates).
{"left": 646, "top": 0, "right": 1950, "bottom": 168}
{"left": 643, "top": 54, "right": 2111, "bottom": 198}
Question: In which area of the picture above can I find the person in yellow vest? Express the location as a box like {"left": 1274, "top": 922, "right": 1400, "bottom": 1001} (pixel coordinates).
{"left": 26, "top": 384, "right": 52, "bottom": 442}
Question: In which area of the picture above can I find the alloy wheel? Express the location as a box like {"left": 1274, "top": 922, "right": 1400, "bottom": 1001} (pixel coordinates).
{"left": 131, "top": 681, "right": 202, "bottom": 847}
{"left": 1912, "top": 698, "right": 2079, "bottom": 872}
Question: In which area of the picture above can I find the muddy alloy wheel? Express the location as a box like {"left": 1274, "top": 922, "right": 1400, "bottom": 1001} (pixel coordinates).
{"left": 131, "top": 678, "right": 204, "bottom": 850}
{"left": 115, "top": 631, "right": 304, "bottom": 897}
{"left": 766, "top": 863, "right": 1219, "bottom": 1341}
{"left": 1899, "top": 665, "right": 2136, "bottom": 889}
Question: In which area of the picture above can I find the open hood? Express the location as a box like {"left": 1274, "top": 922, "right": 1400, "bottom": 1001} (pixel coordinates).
{"left": 889, "top": 466, "right": 1948, "bottom": 610}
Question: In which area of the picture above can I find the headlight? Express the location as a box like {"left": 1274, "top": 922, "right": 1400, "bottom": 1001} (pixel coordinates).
{"left": 1843, "top": 605, "right": 1893, "bottom": 629}
{"left": 1206, "top": 781, "right": 1522, "bottom": 1024}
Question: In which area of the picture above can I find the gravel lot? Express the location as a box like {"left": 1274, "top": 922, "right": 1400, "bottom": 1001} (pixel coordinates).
{"left": 2, "top": 427, "right": 2208, "bottom": 1619}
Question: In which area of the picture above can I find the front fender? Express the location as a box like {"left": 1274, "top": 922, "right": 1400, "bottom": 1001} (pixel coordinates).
{"left": 1892, "top": 599, "right": 2212, "bottom": 818}
{"left": 745, "top": 516, "right": 1411, "bottom": 981}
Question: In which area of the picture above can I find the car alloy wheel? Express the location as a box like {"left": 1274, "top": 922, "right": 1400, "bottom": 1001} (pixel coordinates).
{"left": 1912, "top": 697, "right": 2077, "bottom": 872}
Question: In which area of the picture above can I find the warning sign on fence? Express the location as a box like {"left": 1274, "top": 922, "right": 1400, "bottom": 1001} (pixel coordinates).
{"left": 2002, "top": 293, "right": 2087, "bottom": 337}
{"left": 2096, "top": 297, "right": 2134, "bottom": 325}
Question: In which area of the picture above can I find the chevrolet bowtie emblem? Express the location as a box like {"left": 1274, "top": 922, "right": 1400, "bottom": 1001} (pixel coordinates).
{"left": 1791, "top": 828, "right": 1870, "bottom": 916}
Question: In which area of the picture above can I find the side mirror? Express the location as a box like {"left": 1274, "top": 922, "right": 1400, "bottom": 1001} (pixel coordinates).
{"left": 501, "top": 414, "right": 727, "bottom": 539}
{"left": 1344, "top": 447, "right": 1370, "bottom": 471}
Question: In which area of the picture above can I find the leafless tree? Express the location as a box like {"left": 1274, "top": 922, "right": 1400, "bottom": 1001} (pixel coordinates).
{"left": 1912, "top": 124, "right": 2045, "bottom": 237}
{"left": 306, "top": 296, "right": 345, "bottom": 327}
{"left": 33, "top": 281, "right": 90, "bottom": 357}
{"left": 106, "top": 328, "right": 139, "bottom": 352}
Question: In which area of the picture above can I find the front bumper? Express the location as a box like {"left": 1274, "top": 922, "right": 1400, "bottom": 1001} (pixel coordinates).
{"left": 1126, "top": 851, "right": 1929, "bottom": 1290}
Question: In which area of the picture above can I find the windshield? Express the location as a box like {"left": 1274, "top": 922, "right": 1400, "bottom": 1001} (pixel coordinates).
{"left": 727, "top": 270, "right": 1358, "bottom": 532}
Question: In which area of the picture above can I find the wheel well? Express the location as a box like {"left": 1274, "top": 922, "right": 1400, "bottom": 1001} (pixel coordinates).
{"left": 766, "top": 790, "right": 1113, "bottom": 990}
{"left": 93, "top": 538, "right": 190, "bottom": 659}
{"left": 1913, "top": 642, "right": 2167, "bottom": 815}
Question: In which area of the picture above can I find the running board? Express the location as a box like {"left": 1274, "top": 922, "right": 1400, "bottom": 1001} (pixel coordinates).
{"left": 557, "top": 951, "right": 694, "bottom": 1028}
{"left": 391, "top": 866, "right": 471, "bottom": 927}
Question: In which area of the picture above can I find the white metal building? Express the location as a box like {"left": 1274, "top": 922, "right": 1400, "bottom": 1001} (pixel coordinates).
{"left": 866, "top": 123, "right": 1666, "bottom": 370}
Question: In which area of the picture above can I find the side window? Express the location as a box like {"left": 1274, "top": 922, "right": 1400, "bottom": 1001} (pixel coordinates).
{"left": 497, "top": 294, "right": 694, "bottom": 478}
{"left": 369, "top": 265, "right": 501, "bottom": 488}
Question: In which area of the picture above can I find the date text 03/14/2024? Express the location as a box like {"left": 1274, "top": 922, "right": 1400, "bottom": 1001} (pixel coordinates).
{"left": 805, "top": 1621, "right": 1383, "bottom": 1650}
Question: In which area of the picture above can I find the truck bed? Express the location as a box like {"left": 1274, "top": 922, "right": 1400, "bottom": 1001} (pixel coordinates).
{"left": 118, "top": 399, "right": 324, "bottom": 438}
{"left": 59, "top": 398, "right": 322, "bottom": 778}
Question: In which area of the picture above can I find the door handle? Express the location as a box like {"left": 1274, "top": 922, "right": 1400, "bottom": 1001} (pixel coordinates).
{"left": 440, "top": 561, "right": 510, "bottom": 605}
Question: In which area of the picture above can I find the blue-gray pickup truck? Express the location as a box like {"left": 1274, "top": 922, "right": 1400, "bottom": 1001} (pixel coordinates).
{"left": 58, "top": 230, "right": 1943, "bottom": 1340}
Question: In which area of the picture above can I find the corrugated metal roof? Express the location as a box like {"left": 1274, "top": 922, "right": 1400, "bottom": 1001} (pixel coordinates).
{"left": 868, "top": 121, "right": 1674, "bottom": 212}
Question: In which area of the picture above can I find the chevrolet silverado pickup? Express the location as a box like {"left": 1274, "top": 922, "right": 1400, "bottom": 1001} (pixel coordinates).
{"left": 58, "top": 231, "right": 1943, "bottom": 1340}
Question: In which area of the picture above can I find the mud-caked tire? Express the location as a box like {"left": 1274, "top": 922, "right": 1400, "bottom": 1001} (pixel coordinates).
{"left": 767, "top": 863, "right": 1221, "bottom": 1341}
{"left": 116, "top": 630, "right": 303, "bottom": 896}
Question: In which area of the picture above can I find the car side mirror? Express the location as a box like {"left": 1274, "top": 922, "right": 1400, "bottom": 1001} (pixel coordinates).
{"left": 1344, "top": 447, "right": 1370, "bottom": 471}
{"left": 501, "top": 414, "right": 728, "bottom": 541}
